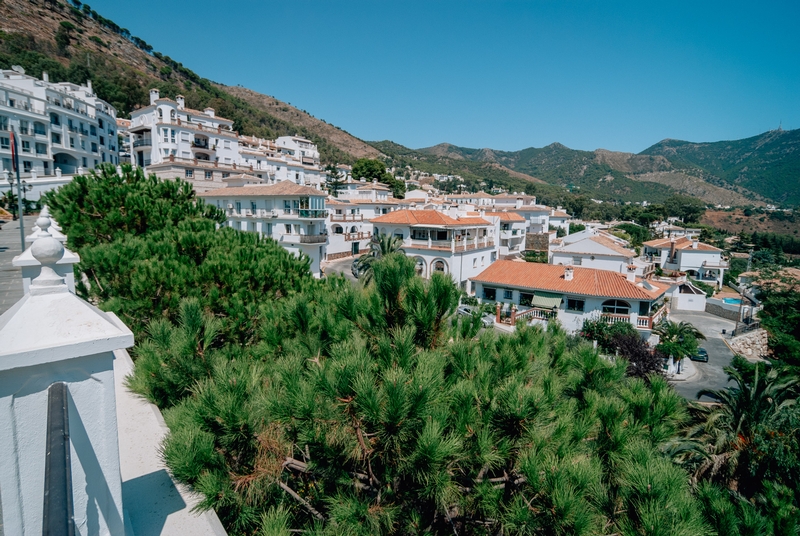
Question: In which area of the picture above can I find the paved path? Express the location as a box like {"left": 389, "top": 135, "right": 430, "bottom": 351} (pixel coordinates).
{"left": 669, "top": 310, "right": 737, "bottom": 400}
{"left": 322, "top": 255, "right": 359, "bottom": 284}
{"left": 0, "top": 218, "right": 25, "bottom": 315}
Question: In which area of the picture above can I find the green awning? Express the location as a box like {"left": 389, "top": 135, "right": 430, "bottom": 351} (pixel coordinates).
{"left": 531, "top": 291, "right": 562, "bottom": 309}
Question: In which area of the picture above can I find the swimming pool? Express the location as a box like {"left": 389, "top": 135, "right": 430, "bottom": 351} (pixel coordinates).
{"left": 722, "top": 297, "right": 742, "bottom": 305}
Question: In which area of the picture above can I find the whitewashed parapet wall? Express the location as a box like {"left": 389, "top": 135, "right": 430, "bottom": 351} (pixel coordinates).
{"left": 0, "top": 218, "right": 134, "bottom": 535}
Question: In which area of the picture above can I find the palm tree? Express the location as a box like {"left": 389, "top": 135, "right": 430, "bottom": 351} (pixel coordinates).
{"left": 674, "top": 365, "right": 798, "bottom": 496}
{"left": 357, "top": 233, "right": 405, "bottom": 284}
{"left": 653, "top": 319, "right": 706, "bottom": 368}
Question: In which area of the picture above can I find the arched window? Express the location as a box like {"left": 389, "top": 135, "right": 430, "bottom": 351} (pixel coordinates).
{"left": 170, "top": 110, "right": 176, "bottom": 120}
{"left": 333, "top": 225, "right": 343, "bottom": 234}
{"left": 414, "top": 257, "right": 426, "bottom": 276}
{"left": 350, "top": 225, "right": 358, "bottom": 233}
{"left": 601, "top": 300, "right": 630, "bottom": 315}
{"left": 433, "top": 259, "right": 447, "bottom": 273}
{"left": 158, "top": 108, "right": 163, "bottom": 119}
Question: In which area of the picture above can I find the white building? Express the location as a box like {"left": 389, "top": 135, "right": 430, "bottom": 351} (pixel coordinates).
{"left": 550, "top": 234, "right": 655, "bottom": 276}
{"left": 198, "top": 181, "right": 328, "bottom": 277}
{"left": 642, "top": 236, "right": 727, "bottom": 289}
{"left": 484, "top": 211, "right": 527, "bottom": 258}
{"left": 369, "top": 209, "right": 499, "bottom": 292}
{"left": 471, "top": 261, "right": 669, "bottom": 334}
{"left": 0, "top": 68, "right": 118, "bottom": 184}
{"left": 239, "top": 135, "right": 324, "bottom": 188}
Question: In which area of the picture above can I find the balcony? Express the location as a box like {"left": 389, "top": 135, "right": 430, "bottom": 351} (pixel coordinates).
{"left": 191, "top": 140, "right": 210, "bottom": 149}
{"left": 133, "top": 138, "right": 152, "bottom": 148}
{"left": 500, "top": 229, "right": 521, "bottom": 239}
{"left": 282, "top": 209, "right": 328, "bottom": 219}
{"left": 344, "top": 231, "right": 371, "bottom": 241}
{"left": 283, "top": 233, "right": 327, "bottom": 244}
{"left": 600, "top": 305, "right": 667, "bottom": 330}
{"left": 331, "top": 213, "right": 363, "bottom": 222}
{"left": 404, "top": 236, "right": 495, "bottom": 253}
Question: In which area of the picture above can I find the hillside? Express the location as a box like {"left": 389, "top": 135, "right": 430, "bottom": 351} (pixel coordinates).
{"left": 702, "top": 209, "right": 799, "bottom": 236}
{"left": 640, "top": 128, "right": 800, "bottom": 206}
{"left": 0, "top": 0, "right": 373, "bottom": 164}
{"left": 418, "top": 141, "right": 763, "bottom": 206}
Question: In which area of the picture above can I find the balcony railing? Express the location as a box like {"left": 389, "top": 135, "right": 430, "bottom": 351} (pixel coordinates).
{"left": 282, "top": 234, "right": 327, "bottom": 244}
{"left": 133, "top": 139, "right": 152, "bottom": 148}
{"left": 404, "top": 236, "right": 495, "bottom": 253}
{"left": 331, "top": 213, "right": 363, "bottom": 222}
{"left": 282, "top": 209, "right": 328, "bottom": 218}
{"left": 515, "top": 307, "right": 557, "bottom": 322}
{"left": 344, "top": 231, "right": 371, "bottom": 241}
{"left": 156, "top": 118, "right": 238, "bottom": 137}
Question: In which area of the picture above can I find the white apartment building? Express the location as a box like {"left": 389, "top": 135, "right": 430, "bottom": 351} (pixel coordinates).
{"left": 642, "top": 236, "right": 728, "bottom": 289}
{"left": 0, "top": 69, "right": 118, "bottom": 192}
{"left": 198, "top": 181, "right": 328, "bottom": 277}
{"left": 370, "top": 209, "right": 499, "bottom": 292}
{"left": 129, "top": 89, "right": 326, "bottom": 193}
{"left": 484, "top": 211, "right": 527, "bottom": 258}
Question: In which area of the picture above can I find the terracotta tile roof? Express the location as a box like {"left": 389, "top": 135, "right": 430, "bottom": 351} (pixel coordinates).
{"left": 197, "top": 181, "right": 324, "bottom": 198}
{"left": 550, "top": 210, "right": 571, "bottom": 218}
{"left": 471, "top": 261, "right": 666, "bottom": 300}
{"left": 589, "top": 236, "right": 636, "bottom": 257}
{"left": 642, "top": 236, "right": 721, "bottom": 252}
{"left": 484, "top": 211, "right": 526, "bottom": 222}
{"left": 370, "top": 209, "right": 490, "bottom": 227}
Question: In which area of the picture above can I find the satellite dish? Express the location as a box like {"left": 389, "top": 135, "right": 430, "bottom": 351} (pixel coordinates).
{"left": 11, "top": 65, "right": 25, "bottom": 74}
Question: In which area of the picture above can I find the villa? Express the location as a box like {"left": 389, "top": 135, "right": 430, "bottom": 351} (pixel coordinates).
{"left": 642, "top": 236, "right": 727, "bottom": 289}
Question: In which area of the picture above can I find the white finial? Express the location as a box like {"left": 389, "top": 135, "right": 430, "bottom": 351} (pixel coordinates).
{"left": 29, "top": 232, "right": 67, "bottom": 295}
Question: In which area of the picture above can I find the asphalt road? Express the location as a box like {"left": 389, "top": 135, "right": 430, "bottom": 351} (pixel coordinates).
{"left": 669, "top": 310, "right": 737, "bottom": 400}
{"left": 322, "top": 255, "right": 360, "bottom": 284}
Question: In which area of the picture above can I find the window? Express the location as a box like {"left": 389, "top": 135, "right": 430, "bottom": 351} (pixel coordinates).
{"left": 21, "top": 141, "right": 30, "bottom": 153}
{"left": 221, "top": 172, "right": 230, "bottom": 178}
{"left": 601, "top": 300, "right": 630, "bottom": 315}
{"left": 520, "top": 293, "right": 534, "bottom": 307}
{"left": 0, "top": 116, "right": 7, "bottom": 131}
{"left": 34, "top": 122, "right": 46, "bottom": 135}
{"left": 204, "top": 171, "right": 212, "bottom": 179}
{"left": 49, "top": 113, "right": 60, "bottom": 126}
{"left": 19, "top": 120, "right": 29, "bottom": 134}
{"left": 51, "top": 133, "right": 61, "bottom": 144}
{"left": 572, "top": 256, "right": 582, "bottom": 266}
{"left": 284, "top": 224, "right": 292, "bottom": 234}
{"left": 35, "top": 143, "right": 47, "bottom": 155}
{"left": 503, "top": 290, "right": 513, "bottom": 300}
{"left": 483, "top": 287, "right": 497, "bottom": 300}
{"left": 0, "top": 137, "right": 9, "bottom": 149}
{"left": 235, "top": 202, "right": 242, "bottom": 213}
{"left": 333, "top": 225, "right": 343, "bottom": 234}
{"left": 185, "top": 169, "right": 193, "bottom": 178}
{"left": 566, "top": 299, "right": 585, "bottom": 312}
{"left": 250, "top": 201, "right": 257, "bottom": 212}
{"left": 90, "top": 125, "right": 97, "bottom": 136}
{"left": 473, "top": 258, "right": 477, "bottom": 268}
{"left": 82, "top": 157, "right": 87, "bottom": 167}
{"left": 23, "top": 161, "right": 31, "bottom": 172}
{"left": 91, "top": 142, "right": 98, "bottom": 153}
{"left": 433, "top": 260, "right": 446, "bottom": 273}
{"left": 491, "top": 252, "right": 497, "bottom": 262}
{"left": 70, "top": 137, "right": 75, "bottom": 148}
{"left": 102, "top": 153, "right": 106, "bottom": 162}
{"left": 98, "top": 118, "right": 104, "bottom": 129}
{"left": 224, "top": 140, "right": 231, "bottom": 149}
{"left": 170, "top": 129, "right": 176, "bottom": 143}
{"left": 481, "top": 256, "right": 485, "bottom": 266}
{"left": 100, "top": 136, "right": 105, "bottom": 146}
{"left": 80, "top": 139, "right": 85, "bottom": 150}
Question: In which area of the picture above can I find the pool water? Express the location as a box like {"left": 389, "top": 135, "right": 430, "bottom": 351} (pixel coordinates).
{"left": 722, "top": 298, "right": 742, "bottom": 305}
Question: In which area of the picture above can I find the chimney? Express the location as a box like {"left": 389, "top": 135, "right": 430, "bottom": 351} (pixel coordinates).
{"left": 515, "top": 197, "right": 523, "bottom": 209}
{"left": 204, "top": 107, "right": 215, "bottom": 117}
{"left": 550, "top": 208, "right": 555, "bottom": 216}
{"left": 149, "top": 88, "right": 160, "bottom": 105}
{"left": 626, "top": 264, "right": 636, "bottom": 283}
{"left": 86, "top": 80, "right": 92, "bottom": 93}
{"left": 692, "top": 239, "right": 699, "bottom": 249}
{"left": 42, "top": 71, "right": 49, "bottom": 82}
{"left": 532, "top": 196, "right": 537, "bottom": 205}
{"left": 564, "top": 265, "right": 574, "bottom": 281}
{"left": 669, "top": 236, "right": 676, "bottom": 261}
{"left": 176, "top": 95, "right": 185, "bottom": 110}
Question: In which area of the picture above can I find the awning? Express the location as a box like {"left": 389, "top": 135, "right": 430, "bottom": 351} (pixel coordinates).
{"left": 531, "top": 291, "right": 562, "bottom": 309}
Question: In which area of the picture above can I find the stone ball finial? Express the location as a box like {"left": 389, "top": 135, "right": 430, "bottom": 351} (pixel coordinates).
{"left": 31, "top": 235, "right": 65, "bottom": 267}
{"left": 36, "top": 215, "right": 51, "bottom": 233}
{"left": 40, "top": 205, "right": 51, "bottom": 218}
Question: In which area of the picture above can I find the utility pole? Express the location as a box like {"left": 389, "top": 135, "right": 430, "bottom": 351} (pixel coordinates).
{"left": 10, "top": 130, "right": 25, "bottom": 251}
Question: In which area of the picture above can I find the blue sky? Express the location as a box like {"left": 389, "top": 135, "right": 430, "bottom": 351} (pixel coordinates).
{"left": 87, "top": 0, "right": 799, "bottom": 153}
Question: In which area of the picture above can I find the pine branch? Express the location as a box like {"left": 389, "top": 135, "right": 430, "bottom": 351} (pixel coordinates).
{"left": 278, "top": 481, "right": 324, "bottom": 520}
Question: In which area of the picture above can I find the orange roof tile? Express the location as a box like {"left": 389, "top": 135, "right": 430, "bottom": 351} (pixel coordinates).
{"left": 370, "top": 209, "right": 490, "bottom": 227}
{"left": 642, "top": 236, "right": 721, "bottom": 252}
{"left": 484, "top": 211, "right": 526, "bottom": 222}
{"left": 471, "top": 261, "right": 666, "bottom": 300}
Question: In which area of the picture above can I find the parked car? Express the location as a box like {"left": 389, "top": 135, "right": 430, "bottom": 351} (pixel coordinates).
{"left": 351, "top": 258, "right": 361, "bottom": 278}
{"left": 457, "top": 305, "right": 474, "bottom": 316}
{"left": 480, "top": 314, "right": 495, "bottom": 327}
{"left": 690, "top": 348, "right": 709, "bottom": 362}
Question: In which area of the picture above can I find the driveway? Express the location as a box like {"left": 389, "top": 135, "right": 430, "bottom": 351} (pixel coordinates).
{"left": 322, "top": 255, "right": 359, "bottom": 284}
{"left": 668, "top": 310, "right": 737, "bottom": 400}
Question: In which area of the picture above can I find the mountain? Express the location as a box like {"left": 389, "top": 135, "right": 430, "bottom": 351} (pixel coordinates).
{"left": 415, "top": 140, "right": 775, "bottom": 206}
{"left": 640, "top": 129, "right": 800, "bottom": 206}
